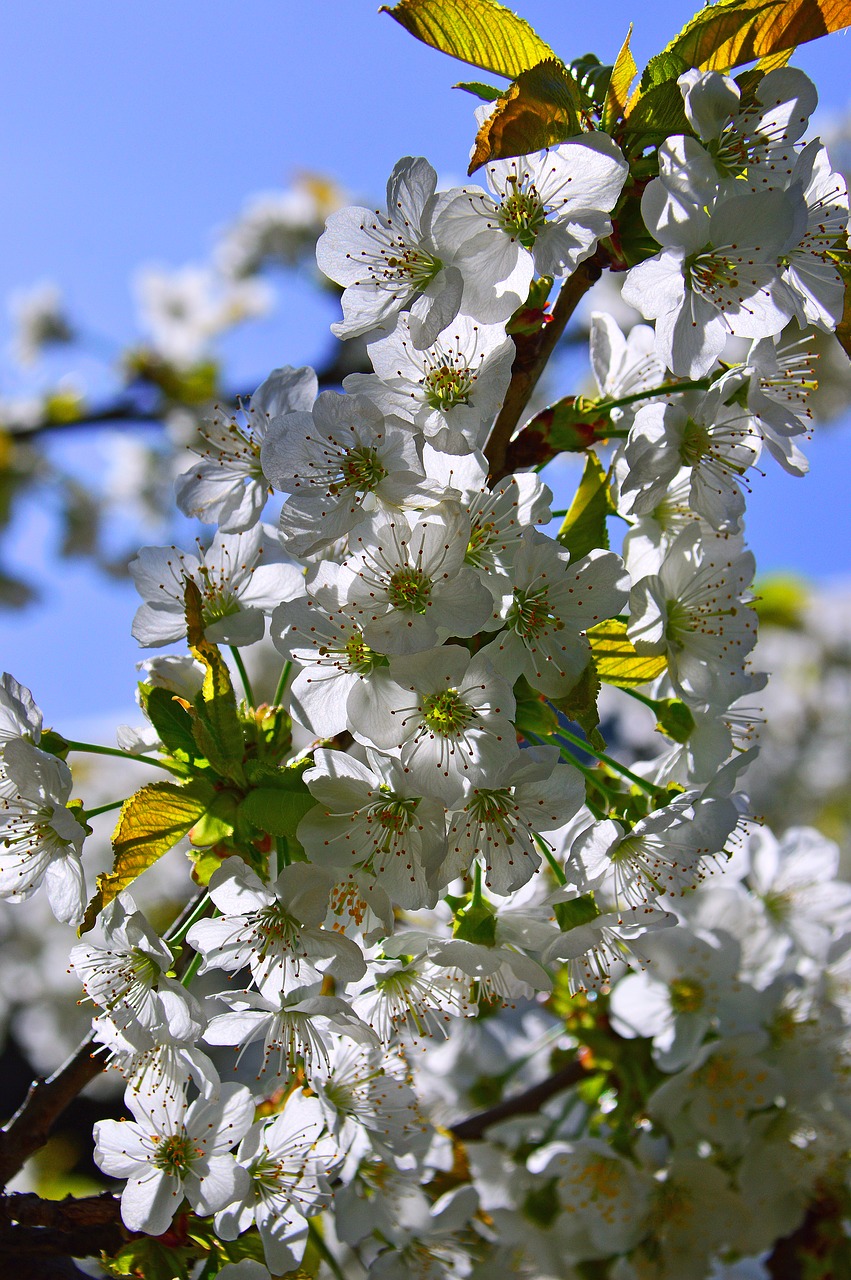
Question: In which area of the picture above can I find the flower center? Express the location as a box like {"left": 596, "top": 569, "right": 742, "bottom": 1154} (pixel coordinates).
{"left": 465, "top": 519, "right": 497, "bottom": 568}
{"left": 422, "top": 688, "right": 474, "bottom": 737}
{"left": 384, "top": 248, "right": 442, "bottom": 290}
{"left": 507, "top": 585, "right": 561, "bottom": 639}
{"left": 153, "top": 1129, "right": 198, "bottom": 1177}
{"left": 499, "top": 178, "right": 546, "bottom": 249}
{"left": 424, "top": 362, "right": 473, "bottom": 410}
{"left": 669, "top": 976, "right": 705, "bottom": 1014}
{"left": 331, "top": 446, "right": 387, "bottom": 495}
{"left": 387, "top": 567, "right": 432, "bottom": 613}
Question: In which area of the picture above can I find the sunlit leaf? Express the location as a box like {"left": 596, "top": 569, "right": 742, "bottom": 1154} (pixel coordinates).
{"left": 642, "top": 0, "right": 851, "bottom": 88}
{"left": 557, "top": 452, "right": 615, "bottom": 561}
{"left": 603, "top": 26, "right": 637, "bottom": 131}
{"left": 469, "top": 59, "right": 584, "bottom": 171}
{"left": 380, "top": 0, "right": 555, "bottom": 79}
{"left": 80, "top": 778, "right": 215, "bottom": 931}
{"left": 455, "top": 80, "right": 503, "bottom": 100}
{"left": 587, "top": 619, "right": 668, "bottom": 687}
{"left": 184, "top": 578, "right": 246, "bottom": 783}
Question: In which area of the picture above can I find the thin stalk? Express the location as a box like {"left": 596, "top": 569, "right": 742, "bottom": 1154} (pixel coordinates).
{"left": 273, "top": 659, "right": 293, "bottom": 708}
{"left": 180, "top": 951, "right": 204, "bottom": 989}
{"left": 622, "top": 686, "right": 659, "bottom": 712}
{"left": 64, "top": 740, "right": 183, "bottom": 776}
{"left": 229, "top": 647, "right": 255, "bottom": 708}
{"left": 533, "top": 832, "right": 566, "bottom": 885}
{"left": 308, "top": 1220, "right": 348, "bottom": 1280}
{"left": 555, "top": 725, "right": 661, "bottom": 796}
{"left": 524, "top": 731, "right": 609, "bottom": 816}
{"left": 166, "top": 892, "right": 211, "bottom": 947}
{"left": 593, "top": 377, "right": 711, "bottom": 414}
{"left": 83, "top": 799, "right": 125, "bottom": 820}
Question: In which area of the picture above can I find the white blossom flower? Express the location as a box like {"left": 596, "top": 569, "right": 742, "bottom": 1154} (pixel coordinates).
{"left": 299, "top": 749, "right": 446, "bottom": 911}
{"left": 135, "top": 263, "right": 271, "bottom": 367}
{"left": 215, "top": 1089, "right": 338, "bottom": 1274}
{"left": 0, "top": 738, "right": 86, "bottom": 925}
{"left": 349, "top": 646, "right": 518, "bottom": 806}
{"left": 130, "top": 524, "right": 304, "bottom": 647}
{"left": 93, "top": 1080, "right": 254, "bottom": 1234}
{"left": 70, "top": 892, "right": 177, "bottom": 1031}
{"left": 344, "top": 312, "right": 514, "bottom": 454}
{"left": 316, "top": 156, "right": 464, "bottom": 346}
{"left": 175, "top": 365, "right": 317, "bottom": 532}
{"left": 186, "top": 857, "right": 366, "bottom": 994}
{"left": 435, "top": 137, "right": 628, "bottom": 322}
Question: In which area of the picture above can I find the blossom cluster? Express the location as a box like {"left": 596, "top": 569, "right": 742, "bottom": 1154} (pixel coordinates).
{"left": 0, "top": 61, "right": 849, "bottom": 1280}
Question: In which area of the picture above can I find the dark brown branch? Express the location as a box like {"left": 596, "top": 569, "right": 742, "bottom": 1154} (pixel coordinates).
{"left": 0, "top": 1193, "right": 125, "bottom": 1259}
{"left": 0, "top": 1038, "right": 103, "bottom": 1189}
{"left": 449, "top": 1059, "right": 587, "bottom": 1141}
{"left": 483, "top": 252, "right": 606, "bottom": 485}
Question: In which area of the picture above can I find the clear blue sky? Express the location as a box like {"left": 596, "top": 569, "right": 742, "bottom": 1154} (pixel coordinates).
{"left": 1, "top": 1, "right": 849, "bottom": 729}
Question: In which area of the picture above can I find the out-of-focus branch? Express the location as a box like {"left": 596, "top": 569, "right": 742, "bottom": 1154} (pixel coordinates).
{"left": 0, "top": 1193, "right": 124, "bottom": 1261}
{"left": 449, "top": 1058, "right": 587, "bottom": 1141}
{"left": 483, "top": 251, "right": 606, "bottom": 485}
{"left": 0, "top": 1039, "right": 103, "bottom": 1190}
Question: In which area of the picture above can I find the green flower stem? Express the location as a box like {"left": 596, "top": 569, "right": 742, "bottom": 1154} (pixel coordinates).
{"left": 166, "top": 891, "right": 211, "bottom": 946}
{"left": 524, "top": 731, "right": 608, "bottom": 817}
{"left": 472, "top": 860, "right": 484, "bottom": 906}
{"left": 594, "top": 377, "right": 712, "bottom": 415}
{"left": 622, "top": 686, "right": 659, "bottom": 712}
{"left": 533, "top": 832, "right": 567, "bottom": 885}
{"left": 180, "top": 950, "right": 204, "bottom": 989}
{"left": 308, "top": 1220, "right": 347, "bottom": 1280}
{"left": 555, "top": 725, "right": 661, "bottom": 796}
{"left": 64, "top": 740, "right": 183, "bottom": 776}
{"left": 83, "top": 799, "right": 125, "bottom": 820}
{"left": 273, "top": 659, "right": 293, "bottom": 708}
{"left": 229, "top": 646, "right": 256, "bottom": 708}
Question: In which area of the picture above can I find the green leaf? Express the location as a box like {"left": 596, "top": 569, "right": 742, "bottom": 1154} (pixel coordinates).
{"left": 80, "top": 777, "right": 215, "bottom": 931}
{"left": 184, "top": 579, "right": 246, "bottom": 783}
{"left": 587, "top": 619, "right": 668, "bottom": 687}
{"left": 557, "top": 452, "right": 615, "bottom": 561}
{"left": 454, "top": 80, "right": 503, "bottom": 100}
{"left": 469, "top": 58, "right": 584, "bottom": 173}
{"left": 238, "top": 775, "right": 316, "bottom": 838}
{"left": 551, "top": 661, "right": 605, "bottom": 753}
{"left": 642, "top": 0, "right": 851, "bottom": 89}
{"left": 623, "top": 78, "right": 690, "bottom": 137}
{"left": 602, "top": 25, "right": 637, "bottom": 131}
{"left": 380, "top": 0, "right": 556, "bottom": 79}
{"left": 188, "top": 789, "right": 239, "bottom": 847}
{"left": 831, "top": 251, "right": 851, "bottom": 363}
{"left": 141, "top": 684, "right": 202, "bottom": 760}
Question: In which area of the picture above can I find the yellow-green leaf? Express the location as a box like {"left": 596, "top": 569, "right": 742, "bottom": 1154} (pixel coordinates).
{"left": 380, "top": 0, "right": 555, "bottom": 79}
{"left": 603, "top": 26, "right": 637, "bottom": 131}
{"left": 184, "top": 578, "right": 246, "bottom": 782}
{"left": 643, "top": 0, "right": 851, "bottom": 88}
{"left": 469, "top": 59, "right": 583, "bottom": 172}
{"left": 557, "top": 452, "right": 615, "bottom": 561}
{"left": 80, "top": 778, "right": 215, "bottom": 932}
{"left": 587, "top": 619, "right": 667, "bottom": 687}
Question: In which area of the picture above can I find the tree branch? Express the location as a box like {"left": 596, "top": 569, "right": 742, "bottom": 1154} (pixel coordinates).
{"left": 0, "top": 1038, "right": 103, "bottom": 1190}
{"left": 0, "top": 1193, "right": 124, "bottom": 1259}
{"left": 449, "top": 1058, "right": 587, "bottom": 1141}
{"left": 483, "top": 252, "right": 606, "bottom": 485}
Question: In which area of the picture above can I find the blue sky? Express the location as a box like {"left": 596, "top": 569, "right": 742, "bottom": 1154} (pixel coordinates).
{"left": 1, "top": 1, "right": 850, "bottom": 729}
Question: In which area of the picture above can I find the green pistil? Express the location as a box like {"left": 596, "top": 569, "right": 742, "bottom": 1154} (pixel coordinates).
{"left": 507, "top": 585, "right": 561, "bottom": 639}
{"left": 422, "top": 688, "right": 474, "bottom": 737}
{"left": 669, "top": 976, "right": 705, "bottom": 1014}
{"left": 424, "top": 363, "right": 473, "bottom": 410}
{"left": 465, "top": 520, "right": 496, "bottom": 568}
{"left": 499, "top": 179, "right": 546, "bottom": 249}
{"left": 385, "top": 249, "right": 442, "bottom": 290}
{"left": 387, "top": 567, "right": 432, "bottom": 613}
{"left": 250, "top": 1153, "right": 285, "bottom": 1195}
{"left": 468, "top": 788, "right": 515, "bottom": 840}
{"left": 332, "top": 447, "right": 387, "bottom": 495}
{"left": 153, "top": 1130, "right": 197, "bottom": 1177}
{"left": 130, "top": 948, "right": 162, "bottom": 988}
{"left": 342, "top": 631, "right": 385, "bottom": 675}
{"left": 679, "top": 418, "right": 711, "bottom": 466}
{"left": 372, "top": 790, "right": 419, "bottom": 838}
{"left": 254, "top": 903, "right": 299, "bottom": 958}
